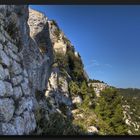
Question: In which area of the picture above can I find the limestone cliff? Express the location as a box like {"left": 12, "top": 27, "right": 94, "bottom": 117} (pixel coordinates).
{"left": 0, "top": 5, "right": 88, "bottom": 135}
{"left": 88, "top": 82, "right": 109, "bottom": 97}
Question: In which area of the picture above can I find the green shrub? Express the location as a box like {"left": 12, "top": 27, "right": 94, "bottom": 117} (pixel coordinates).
{"left": 54, "top": 29, "right": 60, "bottom": 39}
{"left": 69, "top": 81, "right": 80, "bottom": 95}
{"left": 39, "top": 112, "right": 84, "bottom": 135}
{"left": 54, "top": 52, "right": 68, "bottom": 70}
{"left": 67, "top": 49, "right": 86, "bottom": 82}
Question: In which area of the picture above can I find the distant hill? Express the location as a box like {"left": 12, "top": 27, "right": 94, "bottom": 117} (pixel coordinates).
{"left": 118, "top": 88, "right": 140, "bottom": 98}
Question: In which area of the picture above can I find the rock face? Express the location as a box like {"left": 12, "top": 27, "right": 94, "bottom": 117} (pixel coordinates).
{"left": 27, "top": 8, "right": 53, "bottom": 92}
{"left": 0, "top": 5, "right": 85, "bottom": 135}
{"left": 0, "top": 5, "right": 36, "bottom": 135}
{"left": 0, "top": 5, "right": 56, "bottom": 135}
{"left": 53, "top": 41, "right": 67, "bottom": 54}
{"left": 88, "top": 82, "right": 109, "bottom": 97}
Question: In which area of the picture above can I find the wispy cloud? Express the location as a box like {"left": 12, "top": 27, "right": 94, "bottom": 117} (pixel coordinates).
{"left": 85, "top": 59, "right": 112, "bottom": 69}
{"left": 85, "top": 59, "right": 100, "bottom": 69}
{"left": 104, "top": 64, "right": 113, "bottom": 68}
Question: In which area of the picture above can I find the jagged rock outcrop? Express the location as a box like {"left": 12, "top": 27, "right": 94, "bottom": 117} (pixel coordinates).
{"left": 28, "top": 8, "right": 74, "bottom": 119}
{"left": 72, "top": 95, "right": 83, "bottom": 104}
{"left": 88, "top": 82, "right": 109, "bottom": 97}
{"left": 27, "top": 8, "right": 53, "bottom": 92}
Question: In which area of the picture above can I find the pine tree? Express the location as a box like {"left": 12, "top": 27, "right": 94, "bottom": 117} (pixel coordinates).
{"left": 95, "top": 88, "right": 128, "bottom": 135}
{"left": 111, "top": 104, "right": 128, "bottom": 135}
{"left": 80, "top": 81, "right": 88, "bottom": 97}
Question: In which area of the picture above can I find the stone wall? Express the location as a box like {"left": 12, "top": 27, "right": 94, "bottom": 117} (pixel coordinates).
{"left": 0, "top": 5, "right": 36, "bottom": 135}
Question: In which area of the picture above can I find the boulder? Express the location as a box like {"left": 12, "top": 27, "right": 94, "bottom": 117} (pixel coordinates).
{"left": 72, "top": 96, "right": 82, "bottom": 104}
{"left": 87, "top": 126, "right": 98, "bottom": 135}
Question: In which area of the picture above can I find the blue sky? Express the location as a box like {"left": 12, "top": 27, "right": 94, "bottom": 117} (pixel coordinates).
{"left": 30, "top": 5, "right": 140, "bottom": 88}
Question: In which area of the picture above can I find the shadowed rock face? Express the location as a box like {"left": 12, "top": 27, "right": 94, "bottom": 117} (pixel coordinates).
{"left": 26, "top": 8, "right": 53, "bottom": 92}
{"left": 0, "top": 5, "right": 30, "bottom": 50}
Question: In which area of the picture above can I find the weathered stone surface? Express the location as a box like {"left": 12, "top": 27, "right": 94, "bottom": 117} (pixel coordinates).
{"left": 28, "top": 8, "right": 48, "bottom": 37}
{"left": 27, "top": 8, "right": 53, "bottom": 92}
{"left": 0, "top": 5, "right": 38, "bottom": 135}
{"left": 6, "top": 48, "right": 20, "bottom": 62}
{"left": 0, "top": 80, "right": 6, "bottom": 97}
{"left": 0, "top": 98, "right": 15, "bottom": 122}
{"left": 7, "top": 41, "right": 18, "bottom": 53}
{"left": 0, "top": 123, "right": 17, "bottom": 135}
{"left": 13, "top": 86, "right": 23, "bottom": 100}
{"left": 23, "top": 69, "right": 28, "bottom": 77}
{"left": 21, "top": 81, "right": 30, "bottom": 96}
{"left": 12, "top": 75, "right": 23, "bottom": 86}
{"left": 15, "top": 97, "right": 34, "bottom": 115}
{"left": 53, "top": 41, "right": 67, "bottom": 54}
{"left": 72, "top": 96, "right": 83, "bottom": 104}
{"left": 0, "top": 50, "right": 10, "bottom": 67}
{"left": 4, "top": 81, "right": 14, "bottom": 97}
{"left": 22, "top": 111, "right": 36, "bottom": 134}
{"left": 24, "top": 77, "right": 29, "bottom": 84}
{"left": 0, "top": 31, "right": 6, "bottom": 43}
{"left": 12, "top": 116, "right": 25, "bottom": 135}
{"left": 0, "top": 65, "right": 5, "bottom": 80}
{"left": 0, "top": 5, "right": 30, "bottom": 48}
{"left": 0, "top": 43, "right": 3, "bottom": 49}
{"left": 11, "top": 61, "right": 22, "bottom": 75}
{"left": 47, "top": 68, "right": 58, "bottom": 90}
{"left": 4, "top": 68, "right": 10, "bottom": 80}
